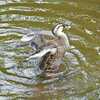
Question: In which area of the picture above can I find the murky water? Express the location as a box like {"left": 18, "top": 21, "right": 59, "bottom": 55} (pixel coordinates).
{"left": 0, "top": 0, "right": 100, "bottom": 100}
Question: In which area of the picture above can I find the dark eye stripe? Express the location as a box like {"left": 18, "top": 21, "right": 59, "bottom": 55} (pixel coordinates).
{"left": 52, "top": 24, "right": 63, "bottom": 36}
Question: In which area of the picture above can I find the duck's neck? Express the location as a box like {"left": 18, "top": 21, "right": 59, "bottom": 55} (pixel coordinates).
{"left": 58, "top": 32, "right": 70, "bottom": 49}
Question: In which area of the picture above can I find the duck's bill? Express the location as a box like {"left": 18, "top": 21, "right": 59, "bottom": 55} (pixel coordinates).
{"left": 63, "top": 21, "right": 72, "bottom": 29}
{"left": 64, "top": 23, "right": 71, "bottom": 29}
{"left": 21, "top": 35, "right": 33, "bottom": 42}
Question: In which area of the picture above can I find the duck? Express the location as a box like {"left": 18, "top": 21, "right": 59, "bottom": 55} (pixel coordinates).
{"left": 21, "top": 23, "right": 74, "bottom": 74}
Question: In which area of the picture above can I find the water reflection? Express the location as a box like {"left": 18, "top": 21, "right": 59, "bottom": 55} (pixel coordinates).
{"left": 0, "top": 0, "right": 100, "bottom": 99}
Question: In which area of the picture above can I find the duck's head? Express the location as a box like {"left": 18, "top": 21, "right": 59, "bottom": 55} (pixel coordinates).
{"left": 52, "top": 23, "right": 71, "bottom": 37}
{"left": 52, "top": 23, "right": 71, "bottom": 48}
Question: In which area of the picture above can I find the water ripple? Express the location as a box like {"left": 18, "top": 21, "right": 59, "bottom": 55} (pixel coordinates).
{"left": 0, "top": 0, "right": 100, "bottom": 99}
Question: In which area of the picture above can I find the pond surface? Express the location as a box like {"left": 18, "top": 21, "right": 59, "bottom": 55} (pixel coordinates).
{"left": 0, "top": 0, "right": 100, "bottom": 100}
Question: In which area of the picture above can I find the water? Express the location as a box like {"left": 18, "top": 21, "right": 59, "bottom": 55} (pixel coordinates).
{"left": 0, "top": 0, "right": 100, "bottom": 99}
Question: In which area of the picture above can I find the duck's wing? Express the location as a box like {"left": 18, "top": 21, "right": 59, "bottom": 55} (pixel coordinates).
{"left": 26, "top": 47, "right": 57, "bottom": 60}
{"left": 34, "top": 30, "right": 54, "bottom": 37}
{"left": 21, "top": 34, "right": 33, "bottom": 42}
{"left": 21, "top": 30, "right": 55, "bottom": 42}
